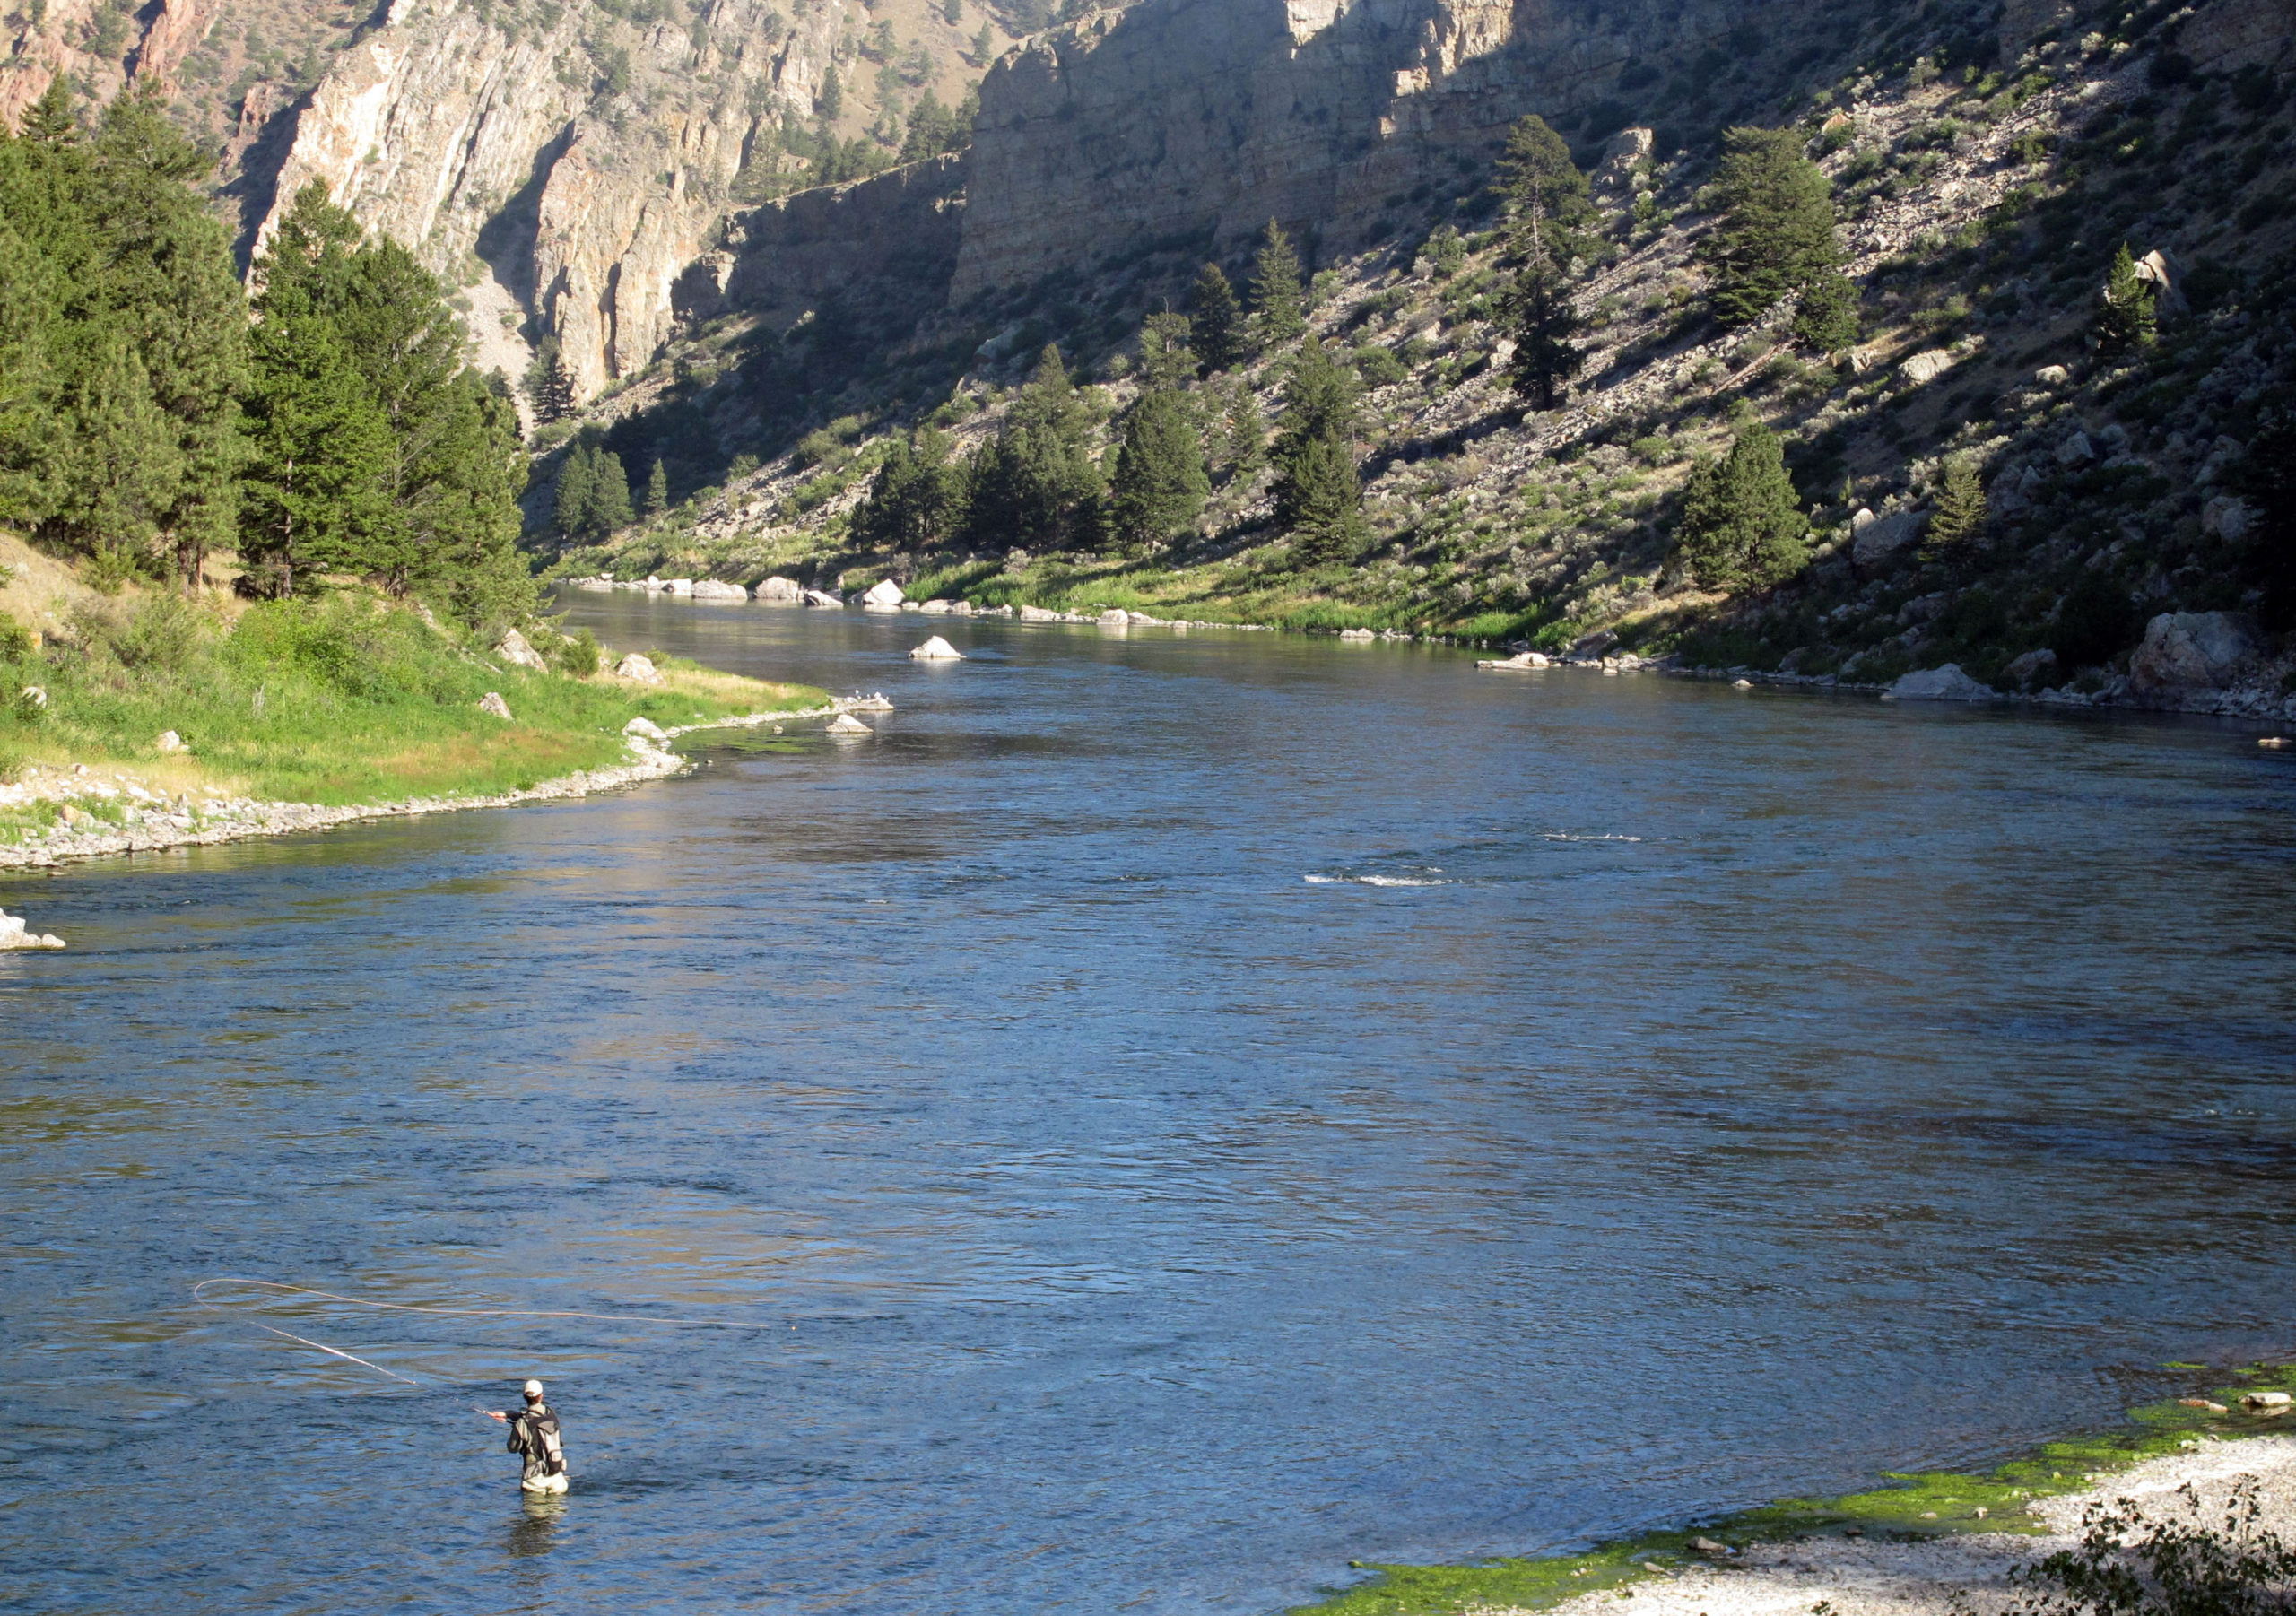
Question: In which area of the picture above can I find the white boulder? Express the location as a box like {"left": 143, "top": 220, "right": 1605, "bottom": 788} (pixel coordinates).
{"left": 691, "top": 579, "right": 749, "bottom": 601}
{"left": 665, "top": 578, "right": 696, "bottom": 596}
{"left": 756, "top": 577, "right": 804, "bottom": 603}
{"left": 1884, "top": 664, "right": 1997, "bottom": 701}
{"left": 0, "top": 909, "right": 65, "bottom": 950}
{"left": 622, "top": 716, "right": 668, "bottom": 742}
{"left": 615, "top": 653, "right": 665, "bottom": 684}
{"left": 478, "top": 691, "right": 514, "bottom": 720}
{"left": 1019, "top": 604, "right": 1064, "bottom": 621}
{"left": 1098, "top": 608, "right": 1130, "bottom": 627}
{"left": 803, "top": 589, "right": 845, "bottom": 608}
{"left": 1853, "top": 508, "right": 1928, "bottom": 567}
{"left": 2202, "top": 496, "right": 2254, "bottom": 542}
{"left": 1900, "top": 349, "right": 1959, "bottom": 386}
{"left": 2129, "top": 611, "right": 2259, "bottom": 693}
{"left": 155, "top": 730, "right": 187, "bottom": 753}
{"left": 909, "top": 636, "right": 964, "bottom": 662}
{"left": 827, "top": 714, "right": 874, "bottom": 735}
{"left": 497, "top": 629, "right": 548, "bottom": 671}
{"left": 2035, "top": 364, "right": 2071, "bottom": 386}
{"left": 919, "top": 599, "right": 952, "bottom": 614}
{"left": 1476, "top": 651, "right": 1550, "bottom": 670}
{"left": 862, "top": 578, "right": 906, "bottom": 610}
{"left": 1338, "top": 628, "right": 1375, "bottom": 641}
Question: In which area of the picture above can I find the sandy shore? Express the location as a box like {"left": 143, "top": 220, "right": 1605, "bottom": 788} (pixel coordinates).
{"left": 1526, "top": 1436, "right": 2296, "bottom": 1616}
{"left": 0, "top": 704, "right": 836, "bottom": 873}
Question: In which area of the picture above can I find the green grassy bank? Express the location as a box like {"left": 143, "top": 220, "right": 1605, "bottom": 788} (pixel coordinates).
{"left": 1299, "top": 1363, "right": 2296, "bottom": 1616}
{"left": 0, "top": 588, "right": 823, "bottom": 825}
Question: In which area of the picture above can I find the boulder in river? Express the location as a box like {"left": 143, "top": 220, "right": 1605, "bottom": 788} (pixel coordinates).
{"left": 827, "top": 714, "right": 874, "bottom": 735}
{"left": 756, "top": 577, "right": 804, "bottom": 604}
{"left": 909, "top": 637, "right": 964, "bottom": 661}
{"left": 615, "top": 653, "right": 665, "bottom": 684}
{"left": 1477, "top": 652, "right": 1549, "bottom": 670}
{"left": 803, "top": 589, "right": 846, "bottom": 609}
{"left": 1098, "top": 609, "right": 1130, "bottom": 627}
{"left": 691, "top": 579, "right": 749, "bottom": 601}
{"left": 2129, "top": 611, "right": 2258, "bottom": 693}
{"left": 0, "top": 909, "right": 65, "bottom": 950}
{"left": 863, "top": 578, "right": 906, "bottom": 611}
{"left": 1019, "top": 604, "right": 1063, "bottom": 621}
{"left": 478, "top": 691, "right": 514, "bottom": 720}
{"left": 1885, "top": 664, "right": 1996, "bottom": 701}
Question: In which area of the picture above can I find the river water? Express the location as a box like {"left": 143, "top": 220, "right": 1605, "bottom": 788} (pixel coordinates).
{"left": 4, "top": 598, "right": 2294, "bottom": 1615}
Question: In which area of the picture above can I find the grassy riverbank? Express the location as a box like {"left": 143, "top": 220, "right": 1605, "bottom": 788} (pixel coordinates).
{"left": 0, "top": 583, "right": 822, "bottom": 829}
{"left": 1300, "top": 1363, "right": 2296, "bottom": 1616}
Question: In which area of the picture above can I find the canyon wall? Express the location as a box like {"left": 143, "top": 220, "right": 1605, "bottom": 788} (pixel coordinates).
{"left": 952, "top": 0, "right": 1834, "bottom": 298}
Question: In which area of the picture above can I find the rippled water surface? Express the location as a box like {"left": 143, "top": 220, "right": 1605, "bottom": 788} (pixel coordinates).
{"left": 5, "top": 600, "right": 2296, "bottom": 1615}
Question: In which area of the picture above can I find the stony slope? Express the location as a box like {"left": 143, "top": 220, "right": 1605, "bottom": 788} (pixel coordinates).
{"left": 557, "top": 0, "right": 2295, "bottom": 717}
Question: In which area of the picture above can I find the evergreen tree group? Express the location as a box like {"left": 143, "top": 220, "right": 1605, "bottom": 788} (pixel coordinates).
{"left": 1109, "top": 388, "right": 1208, "bottom": 550}
{"left": 852, "top": 427, "right": 964, "bottom": 549}
{"left": 0, "top": 86, "right": 529, "bottom": 625}
{"left": 955, "top": 346, "right": 1107, "bottom": 551}
{"left": 552, "top": 440, "right": 633, "bottom": 545}
{"left": 1674, "top": 418, "right": 1809, "bottom": 590}
{"left": 1700, "top": 126, "right": 1859, "bottom": 351}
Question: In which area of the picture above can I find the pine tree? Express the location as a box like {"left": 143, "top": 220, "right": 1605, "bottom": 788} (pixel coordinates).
{"left": 590, "top": 447, "right": 633, "bottom": 533}
{"left": 1924, "top": 453, "right": 1987, "bottom": 554}
{"left": 1674, "top": 419, "right": 1809, "bottom": 590}
{"left": 1137, "top": 311, "right": 1196, "bottom": 392}
{"left": 818, "top": 65, "right": 843, "bottom": 122}
{"left": 1189, "top": 263, "right": 1243, "bottom": 373}
{"left": 525, "top": 339, "right": 576, "bottom": 423}
{"left": 1700, "top": 126, "right": 1847, "bottom": 328}
{"left": 1494, "top": 114, "right": 1595, "bottom": 274}
{"left": 2096, "top": 242, "right": 2157, "bottom": 354}
{"left": 1792, "top": 269, "right": 1861, "bottom": 356}
{"left": 972, "top": 22, "right": 996, "bottom": 63}
{"left": 1500, "top": 258, "right": 1583, "bottom": 411}
{"left": 1109, "top": 388, "right": 1209, "bottom": 550}
{"left": 1249, "top": 220, "right": 1306, "bottom": 349}
{"left": 553, "top": 445, "right": 596, "bottom": 543}
{"left": 646, "top": 456, "right": 669, "bottom": 517}
{"left": 1272, "top": 338, "right": 1364, "bottom": 563}
{"left": 1226, "top": 387, "right": 1265, "bottom": 481}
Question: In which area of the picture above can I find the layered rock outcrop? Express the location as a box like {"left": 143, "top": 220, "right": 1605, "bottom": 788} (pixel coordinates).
{"left": 952, "top": 0, "right": 1828, "bottom": 296}
{"left": 0, "top": 0, "right": 216, "bottom": 131}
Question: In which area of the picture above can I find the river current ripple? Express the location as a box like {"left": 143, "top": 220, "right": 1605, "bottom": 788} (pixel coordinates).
{"left": 4, "top": 599, "right": 2294, "bottom": 1615}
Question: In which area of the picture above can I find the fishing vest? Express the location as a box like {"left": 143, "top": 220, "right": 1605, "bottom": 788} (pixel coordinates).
{"left": 509, "top": 1404, "right": 566, "bottom": 1475}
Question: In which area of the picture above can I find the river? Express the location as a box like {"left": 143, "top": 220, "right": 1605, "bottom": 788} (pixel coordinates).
{"left": 4, "top": 597, "right": 2293, "bottom": 1615}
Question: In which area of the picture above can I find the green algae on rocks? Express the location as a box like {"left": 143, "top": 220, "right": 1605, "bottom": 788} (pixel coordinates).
{"left": 1296, "top": 1366, "right": 2296, "bottom": 1616}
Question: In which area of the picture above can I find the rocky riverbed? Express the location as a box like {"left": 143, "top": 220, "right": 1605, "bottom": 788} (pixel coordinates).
{"left": 0, "top": 704, "right": 840, "bottom": 871}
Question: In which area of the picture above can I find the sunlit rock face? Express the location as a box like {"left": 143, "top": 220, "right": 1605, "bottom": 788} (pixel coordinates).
{"left": 951, "top": 0, "right": 1825, "bottom": 299}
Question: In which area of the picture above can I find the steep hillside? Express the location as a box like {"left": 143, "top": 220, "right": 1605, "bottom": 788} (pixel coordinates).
{"left": 553, "top": 0, "right": 2296, "bottom": 716}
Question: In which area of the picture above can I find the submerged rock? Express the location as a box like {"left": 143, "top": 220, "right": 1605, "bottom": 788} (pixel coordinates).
{"left": 909, "top": 636, "right": 964, "bottom": 661}
{"left": 827, "top": 714, "right": 874, "bottom": 735}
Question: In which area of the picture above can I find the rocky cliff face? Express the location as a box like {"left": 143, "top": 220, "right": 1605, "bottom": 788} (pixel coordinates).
{"left": 952, "top": 0, "right": 1828, "bottom": 297}
{"left": 248, "top": 0, "right": 865, "bottom": 402}
{"left": 0, "top": 0, "right": 218, "bottom": 129}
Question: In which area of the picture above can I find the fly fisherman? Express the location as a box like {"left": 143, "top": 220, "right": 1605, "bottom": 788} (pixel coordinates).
{"left": 487, "top": 1379, "right": 569, "bottom": 1495}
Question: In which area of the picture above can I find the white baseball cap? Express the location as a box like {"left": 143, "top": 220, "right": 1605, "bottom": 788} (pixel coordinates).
{"left": 522, "top": 1379, "right": 544, "bottom": 1400}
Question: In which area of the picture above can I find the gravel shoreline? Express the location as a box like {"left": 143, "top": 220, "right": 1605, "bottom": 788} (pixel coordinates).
{"left": 1526, "top": 1437, "right": 2296, "bottom": 1616}
{"left": 0, "top": 704, "right": 836, "bottom": 873}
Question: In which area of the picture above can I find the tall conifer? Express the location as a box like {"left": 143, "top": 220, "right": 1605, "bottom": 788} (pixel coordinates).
{"left": 1249, "top": 221, "right": 1306, "bottom": 348}
{"left": 1700, "top": 126, "right": 1847, "bottom": 329}
{"left": 1189, "top": 263, "right": 1243, "bottom": 373}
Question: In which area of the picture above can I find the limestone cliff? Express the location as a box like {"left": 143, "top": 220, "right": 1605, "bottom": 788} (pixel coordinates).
{"left": 952, "top": 0, "right": 1831, "bottom": 297}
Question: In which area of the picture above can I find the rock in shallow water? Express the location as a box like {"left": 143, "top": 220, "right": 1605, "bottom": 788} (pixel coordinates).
{"left": 0, "top": 909, "right": 65, "bottom": 950}
{"left": 1885, "top": 664, "right": 1996, "bottom": 702}
{"left": 909, "top": 636, "right": 963, "bottom": 661}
